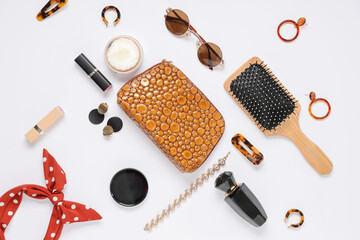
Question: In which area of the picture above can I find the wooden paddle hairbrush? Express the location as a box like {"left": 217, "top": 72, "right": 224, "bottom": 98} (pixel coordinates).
{"left": 224, "top": 57, "right": 333, "bottom": 175}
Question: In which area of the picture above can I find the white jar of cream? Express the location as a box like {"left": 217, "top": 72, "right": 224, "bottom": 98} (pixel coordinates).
{"left": 105, "top": 35, "right": 143, "bottom": 75}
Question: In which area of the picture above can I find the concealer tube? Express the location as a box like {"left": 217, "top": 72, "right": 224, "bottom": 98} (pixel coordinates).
{"left": 25, "top": 106, "right": 64, "bottom": 143}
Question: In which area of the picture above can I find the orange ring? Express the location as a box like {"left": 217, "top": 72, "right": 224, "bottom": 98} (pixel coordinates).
{"left": 277, "top": 20, "right": 299, "bottom": 42}
{"left": 309, "top": 98, "right": 331, "bottom": 120}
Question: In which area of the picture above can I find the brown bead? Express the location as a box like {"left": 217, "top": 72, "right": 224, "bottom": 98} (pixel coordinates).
{"left": 172, "top": 91, "right": 179, "bottom": 97}
{"left": 146, "top": 120, "right": 156, "bottom": 131}
{"left": 170, "top": 123, "right": 180, "bottom": 132}
{"left": 141, "top": 78, "right": 149, "bottom": 87}
{"left": 164, "top": 93, "right": 172, "bottom": 100}
{"left": 217, "top": 120, "right": 224, "bottom": 127}
{"left": 98, "top": 103, "right": 108, "bottom": 114}
{"left": 155, "top": 135, "right": 164, "bottom": 144}
{"left": 199, "top": 100, "right": 210, "bottom": 110}
{"left": 177, "top": 95, "right": 187, "bottom": 105}
{"left": 175, "top": 79, "right": 182, "bottom": 87}
{"left": 195, "top": 137, "right": 203, "bottom": 145}
{"left": 181, "top": 160, "right": 188, "bottom": 167}
{"left": 157, "top": 80, "right": 163, "bottom": 86}
{"left": 182, "top": 150, "right": 192, "bottom": 159}
{"left": 163, "top": 108, "right": 171, "bottom": 116}
{"left": 197, "top": 128, "right": 205, "bottom": 135}
{"left": 166, "top": 102, "right": 172, "bottom": 108}
{"left": 187, "top": 94, "right": 194, "bottom": 100}
{"left": 103, "top": 125, "right": 114, "bottom": 136}
{"left": 211, "top": 136, "right": 219, "bottom": 145}
{"left": 135, "top": 114, "right": 143, "bottom": 121}
{"left": 297, "top": 17, "right": 306, "bottom": 26}
{"left": 123, "top": 84, "right": 130, "bottom": 91}
{"left": 161, "top": 123, "right": 169, "bottom": 131}
{"left": 213, "top": 111, "right": 221, "bottom": 120}
{"left": 165, "top": 66, "right": 172, "bottom": 75}
{"left": 170, "top": 147, "right": 177, "bottom": 155}
{"left": 120, "top": 102, "right": 130, "bottom": 111}
{"left": 309, "top": 91, "right": 316, "bottom": 101}
{"left": 137, "top": 104, "right": 148, "bottom": 114}
{"left": 177, "top": 71, "right": 186, "bottom": 80}
{"left": 170, "top": 112, "right": 178, "bottom": 120}
{"left": 131, "top": 80, "right": 139, "bottom": 88}
{"left": 193, "top": 111, "right": 200, "bottom": 119}
{"left": 209, "top": 119, "right": 216, "bottom": 128}
{"left": 195, "top": 94, "right": 201, "bottom": 102}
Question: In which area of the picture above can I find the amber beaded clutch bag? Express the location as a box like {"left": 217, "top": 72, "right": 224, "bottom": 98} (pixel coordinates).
{"left": 117, "top": 60, "right": 225, "bottom": 173}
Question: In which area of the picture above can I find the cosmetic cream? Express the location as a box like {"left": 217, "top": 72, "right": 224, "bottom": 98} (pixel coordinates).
{"left": 105, "top": 36, "right": 143, "bottom": 75}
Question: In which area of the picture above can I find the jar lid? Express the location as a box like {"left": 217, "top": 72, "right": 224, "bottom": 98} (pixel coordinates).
{"left": 110, "top": 168, "right": 148, "bottom": 207}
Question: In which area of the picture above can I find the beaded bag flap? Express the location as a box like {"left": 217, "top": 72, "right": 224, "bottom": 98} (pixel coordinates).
{"left": 117, "top": 60, "right": 225, "bottom": 173}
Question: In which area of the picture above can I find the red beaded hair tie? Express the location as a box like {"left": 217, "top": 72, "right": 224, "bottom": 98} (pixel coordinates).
{"left": 308, "top": 91, "right": 331, "bottom": 120}
{"left": 277, "top": 17, "right": 306, "bottom": 42}
{"left": 0, "top": 149, "right": 102, "bottom": 240}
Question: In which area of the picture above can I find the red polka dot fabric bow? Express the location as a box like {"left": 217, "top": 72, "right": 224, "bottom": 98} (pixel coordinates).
{"left": 0, "top": 149, "right": 102, "bottom": 240}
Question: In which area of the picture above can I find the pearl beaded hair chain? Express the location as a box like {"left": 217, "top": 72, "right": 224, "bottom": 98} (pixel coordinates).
{"left": 144, "top": 152, "right": 231, "bottom": 232}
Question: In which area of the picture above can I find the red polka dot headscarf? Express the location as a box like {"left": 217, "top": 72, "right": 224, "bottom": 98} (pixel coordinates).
{"left": 0, "top": 149, "right": 102, "bottom": 239}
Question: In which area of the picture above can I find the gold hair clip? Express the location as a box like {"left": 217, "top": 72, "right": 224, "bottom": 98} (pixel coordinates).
{"left": 144, "top": 152, "right": 231, "bottom": 232}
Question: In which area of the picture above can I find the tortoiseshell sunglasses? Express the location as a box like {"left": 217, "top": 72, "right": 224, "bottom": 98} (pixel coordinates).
{"left": 165, "top": 8, "right": 224, "bottom": 70}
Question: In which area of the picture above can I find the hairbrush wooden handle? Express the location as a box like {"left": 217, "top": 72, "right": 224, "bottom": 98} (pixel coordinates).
{"left": 276, "top": 118, "right": 333, "bottom": 175}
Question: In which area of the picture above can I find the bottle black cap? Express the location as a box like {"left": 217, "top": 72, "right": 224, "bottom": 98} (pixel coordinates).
{"left": 75, "top": 53, "right": 112, "bottom": 92}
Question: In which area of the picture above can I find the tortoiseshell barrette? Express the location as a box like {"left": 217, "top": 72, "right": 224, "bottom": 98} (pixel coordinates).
{"left": 37, "top": 0, "right": 68, "bottom": 21}
{"left": 231, "top": 134, "right": 264, "bottom": 165}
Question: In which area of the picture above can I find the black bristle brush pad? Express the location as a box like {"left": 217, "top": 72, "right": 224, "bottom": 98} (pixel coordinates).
{"left": 229, "top": 63, "right": 296, "bottom": 131}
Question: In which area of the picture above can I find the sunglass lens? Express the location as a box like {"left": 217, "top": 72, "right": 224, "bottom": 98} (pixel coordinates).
{"left": 197, "top": 42, "right": 223, "bottom": 69}
{"left": 165, "top": 9, "right": 189, "bottom": 35}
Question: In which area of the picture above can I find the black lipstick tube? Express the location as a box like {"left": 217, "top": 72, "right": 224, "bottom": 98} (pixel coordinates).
{"left": 75, "top": 53, "right": 112, "bottom": 92}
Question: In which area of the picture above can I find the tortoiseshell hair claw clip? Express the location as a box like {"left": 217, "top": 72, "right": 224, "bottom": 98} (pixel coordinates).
{"left": 37, "top": 0, "right": 68, "bottom": 21}
{"left": 102, "top": 6, "right": 121, "bottom": 27}
{"left": 284, "top": 209, "right": 304, "bottom": 228}
{"left": 231, "top": 134, "right": 264, "bottom": 165}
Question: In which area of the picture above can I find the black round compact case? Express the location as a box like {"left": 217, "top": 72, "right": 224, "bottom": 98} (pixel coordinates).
{"left": 110, "top": 168, "right": 148, "bottom": 207}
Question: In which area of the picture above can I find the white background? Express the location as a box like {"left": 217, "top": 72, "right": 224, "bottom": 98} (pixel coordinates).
{"left": 0, "top": 0, "right": 359, "bottom": 239}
